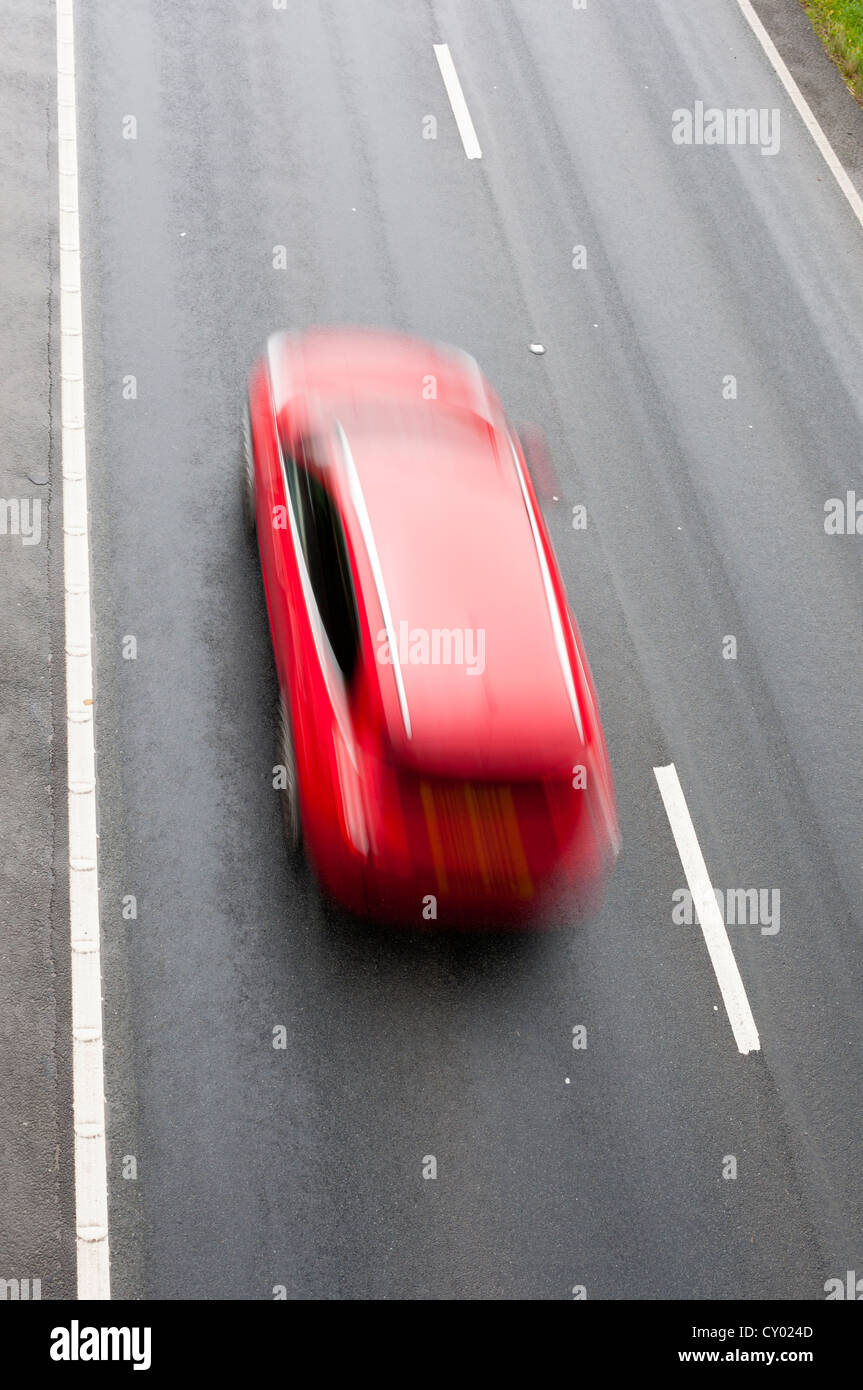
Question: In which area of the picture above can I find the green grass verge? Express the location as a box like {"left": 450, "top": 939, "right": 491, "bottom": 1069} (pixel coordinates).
{"left": 802, "top": 0, "right": 863, "bottom": 106}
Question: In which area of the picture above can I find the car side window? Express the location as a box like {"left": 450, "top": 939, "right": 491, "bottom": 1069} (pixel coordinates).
{"left": 278, "top": 428, "right": 303, "bottom": 533}
{"left": 285, "top": 435, "right": 360, "bottom": 683}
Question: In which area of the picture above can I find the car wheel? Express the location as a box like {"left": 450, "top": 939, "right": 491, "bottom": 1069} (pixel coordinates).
{"left": 276, "top": 696, "right": 301, "bottom": 857}
{"left": 241, "top": 401, "right": 256, "bottom": 537}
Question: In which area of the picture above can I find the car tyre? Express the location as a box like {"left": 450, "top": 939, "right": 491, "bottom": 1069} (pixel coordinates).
{"left": 241, "top": 401, "right": 256, "bottom": 537}
{"left": 276, "top": 696, "right": 301, "bottom": 858}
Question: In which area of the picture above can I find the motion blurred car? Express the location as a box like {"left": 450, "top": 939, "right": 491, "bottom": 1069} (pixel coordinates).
{"left": 242, "top": 328, "right": 619, "bottom": 925}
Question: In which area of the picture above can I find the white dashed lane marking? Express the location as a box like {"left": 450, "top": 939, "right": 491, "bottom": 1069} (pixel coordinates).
{"left": 433, "top": 43, "right": 483, "bottom": 160}
{"left": 654, "top": 763, "right": 760, "bottom": 1056}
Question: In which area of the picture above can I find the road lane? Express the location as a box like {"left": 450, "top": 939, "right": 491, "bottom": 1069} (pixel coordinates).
{"left": 69, "top": 0, "right": 861, "bottom": 1297}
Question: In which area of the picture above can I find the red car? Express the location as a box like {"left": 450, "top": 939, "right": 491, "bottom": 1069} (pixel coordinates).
{"left": 243, "top": 329, "right": 619, "bottom": 926}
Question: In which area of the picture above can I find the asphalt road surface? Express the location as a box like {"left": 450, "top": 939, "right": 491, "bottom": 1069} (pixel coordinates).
{"left": 6, "top": 0, "right": 863, "bottom": 1300}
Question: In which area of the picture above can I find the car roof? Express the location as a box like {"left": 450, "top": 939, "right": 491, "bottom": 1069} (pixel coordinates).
{"left": 270, "top": 331, "right": 584, "bottom": 776}
{"left": 338, "top": 424, "right": 583, "bottom": 778}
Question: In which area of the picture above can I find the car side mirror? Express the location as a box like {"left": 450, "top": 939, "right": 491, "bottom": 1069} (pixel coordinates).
{"left": 516, "top": 424, "right": 561, "bottom": 504}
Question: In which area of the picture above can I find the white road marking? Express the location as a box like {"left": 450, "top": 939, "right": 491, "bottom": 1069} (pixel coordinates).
{"left": 56, "top": 0, "right": 111, "bottom": 1298}
{"left": 737, "top": 0, "right": 863, "bottom": 232}
{"left": 433, "top": 43, "right": 483, "bottom": 160}
{"left": 654, "top": 763, "right": 760, "bottom": 1055}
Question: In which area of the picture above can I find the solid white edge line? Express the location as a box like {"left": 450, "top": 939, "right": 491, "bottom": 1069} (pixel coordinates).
{"left": 56, "top": 0, "right": 111, "bottom": 1298}
{"left": 736, "top": 0, "right": 863, "bottom": 232}
{"left": 654, "top": 764, "right": 760, "bottom": 1056}
{"left": 433, "top": 43, "right": 483, "bottom": 160}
